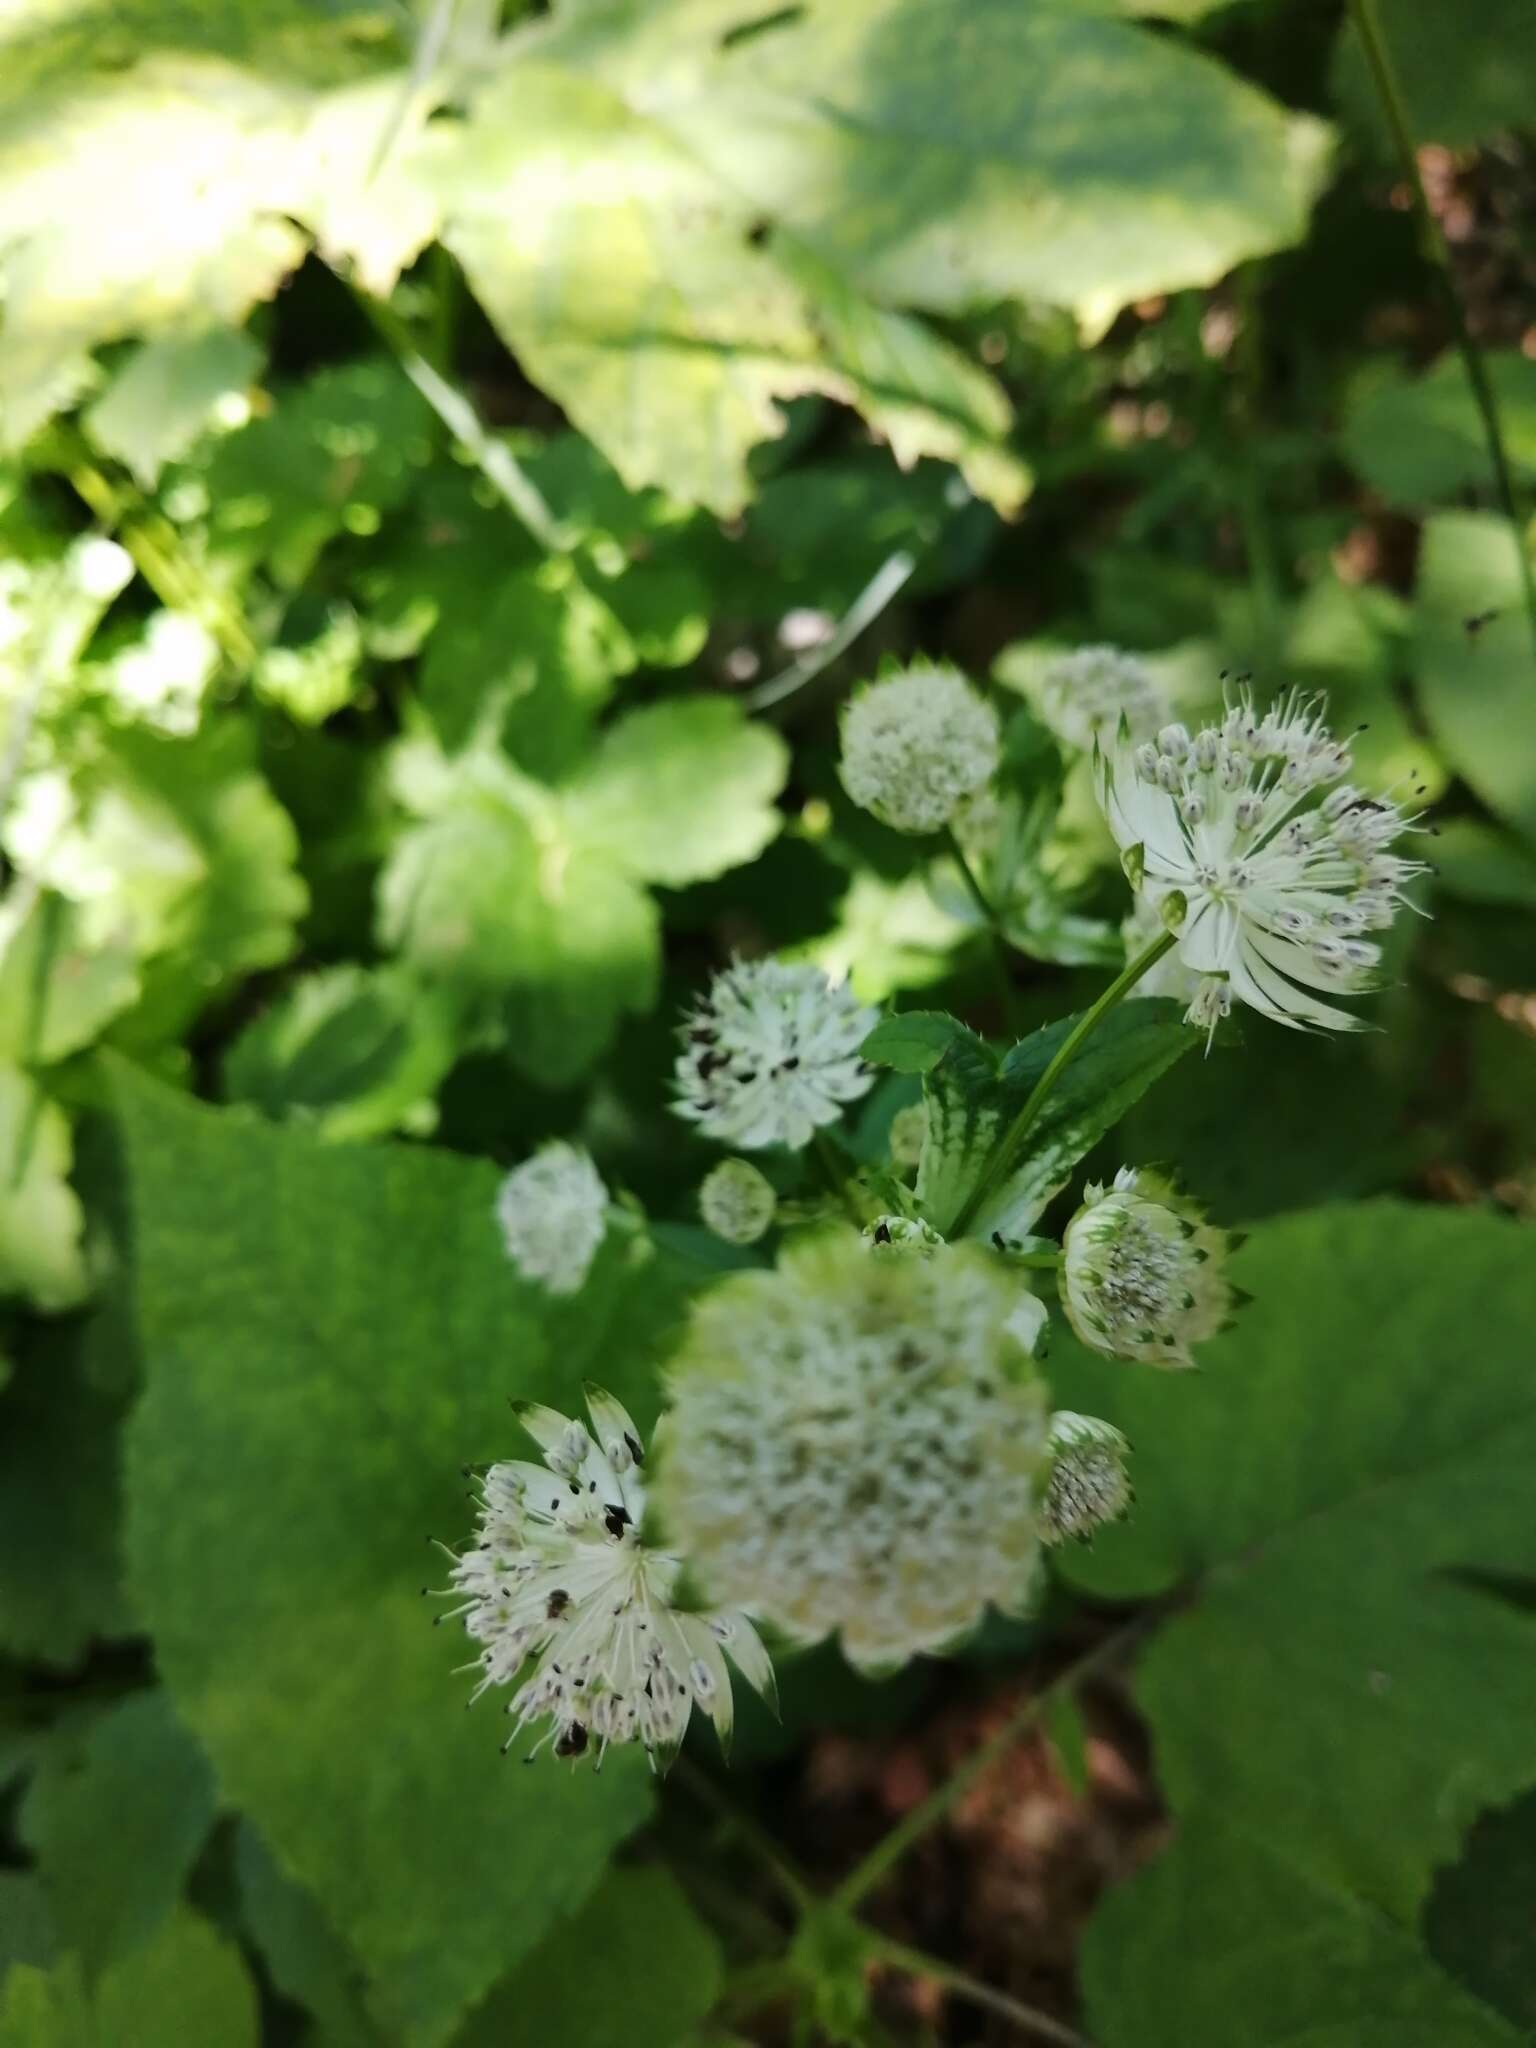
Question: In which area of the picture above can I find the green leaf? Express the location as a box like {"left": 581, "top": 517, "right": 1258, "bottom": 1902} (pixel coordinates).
{"left": 1058, "top": 1204, "right": 1536, "bottom": 2039}
{"left": 0, "top": 889, "right": 139, "bottom": 1067}
{"left": 1341, "top": 352, "right": 1536, "bottom": 507}
{"left": 1084, "top": 1809, "right": 1525, "bottom": 2048}
{"left": 235, "top": 1824, "right": 381, "bottom": 2048}
{"left": 859, "top": 1010, "right": 965, "bottom": 1075}
{"left": 453, "top": 1868, "right": 724, "bottom": 2048}
{"left": 0, "top": 1874, "right": 56, "bottom": 1978}
{"left": 82, "top": 328, "right": 263, "bottom": 487}
{"left": 431, "top": 61, "right": 1030, "bottom": 515}
{"left": 1414, "top": 512, "right": 1536, "bottom": 846}
{"left": 914, "top": 1000, "right": 1191, "bottom": 1237}
{"left": 111, "top": 1062, "right": 702, "bottom": 2044}
{"left": 526, "top": 0, "right": 1332, "bottom": 338}
{"left": 0, "top": 1908, "right": 258, "bottom": 2048}
{"left": 19, "top": 1691, "right": 217, "bottom": 1979}
{"left": 223, "top": 964, "right": 459, "bottom": 1142}
{"left": 1432, "top": 820, "right": 1536, "bottom": 912}
{"left": 0, "top": 1067, "right": 87, "bottom": 1310}
{"left": 1331, "top": 0, "right": 1536, "bottom": 152}
{"left": 564, "top": 698, "right": 788, "bottom": 887}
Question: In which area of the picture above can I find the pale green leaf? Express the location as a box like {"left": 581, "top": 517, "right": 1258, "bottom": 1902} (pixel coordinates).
{"left": 19, "top": 1691, "right": 217, "bottom": 1979}
{"left": 0, "top": 1067, "right": 86, "bottom": 1310}
{"left": 0, "top": 1907, "right": 258, "bottom": 2048}
{"left": 111, "top": 1064, "right": 700, "bottom": 2043}
{"left": 0, "top": 887, "right": 139, "bottom": 1066}
{"left": 564, "top": 698, "right": 788, "bottom": 887}
{"left": 1414, "top": 512, "right": 1536, "bottom": 846}
{"left": 223, "top": 963, "right": 459, "bottom": 1142}
{"left": 82, "top": 328, "right": 263, "bottom": 487}
{"left": 432, "top": 62, "right": 1029, "bottom": 516}
{"left": 859, "top": 1010, "right": 965, "bottom": 1075}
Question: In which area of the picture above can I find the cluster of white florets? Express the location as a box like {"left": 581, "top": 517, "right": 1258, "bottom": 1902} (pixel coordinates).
{"left": 699, "top": 1157, "right": 777, "bottom": 1245}
{"left": 1035, "top": 644, "right": 1169, "bottom": 753}
{"left": 673, "top": 959, "right": 876, "bottom": 1151}
{"left": 1062, "top": 1167, "right": 1234, "bottom": 1369}
{"left": 1038, "top": 1412, "right": 1133, "bottom": 1545}
{"left": 656, "top": 1232, "right": 1049, "bottom": 1673}
{"left": 839, "top": 663, "right": 1000, "bottom": 836}
{"left": 1096, "top": 689, "right": 1426, "bottom": 1034}
{"left": 433, "top": 1389, "right": 774, "bottom": 1768}
{"left": 495, "top": 1142, "right": 609, "bottom": 1294}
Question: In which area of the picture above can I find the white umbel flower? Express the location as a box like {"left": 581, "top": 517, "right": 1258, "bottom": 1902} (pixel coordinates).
{"left": 495, "top": 1142, "right": 609, "bottom": 1295}
{"left": 1036, "top": 644, "right": 1169, "bottom": 753}
{"left": 673, "top": 960, "right": 876, "bottom": 1151}
{"left": 657, "top": 1231, "right": 1049, "bottom": 1673}
{"left": 434, "top": 1388, "right": 775, "bottom": 1768}
{"left": 1095, "top": 687, "right": 1426, "bottom": 1033}
{"left": 1039, "top": 1412, "right": 1133, "bottom": 1545}
{"left": 699, "top": 1158, "right": 777, "bottom": 1245}
{"left": 839, "top": 663, "right": 1000, "bottom": 836}
{"left": 1062, "top": 1167, "right": 1235, "bottom": 1369}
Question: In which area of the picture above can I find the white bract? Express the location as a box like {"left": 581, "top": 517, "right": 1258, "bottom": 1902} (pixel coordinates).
{"left": 862, "top": 1213, "right": 943, "bottom": 1256}
{"left": 888, "top": 1101, "right": 929, "bottom": 1171}
{"left": 673, "top": 959, "right": 876, "bottom": 1151}
{"left": 839, "top": 662, "right": 1000, "bottom": 836}
{"left": 1036, "top": 644, "right": 1169, "bottom": 753}
{"left": 434, "top": 1389, "right": 774, "bottom": 1768}
{"left": 1039, "top": 1412, "right": 1133, "bottom": 1545}
{"left": 699, "top": 1157, "right": 777, "bottom": 1245}
{"left": 657, "top": 1231, "right": 1049, "bottom": 1672}
{"left": 1062, "top": 1166, "right": 1233, "bottom": 1370}
{"left": 1095, "top": 688, "right": 1426, "bottom": 1033}
{"left": 495, "top": 1141, "right": 608, "bottom": 1295}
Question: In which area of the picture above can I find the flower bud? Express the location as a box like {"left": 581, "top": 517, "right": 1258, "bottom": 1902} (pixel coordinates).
{"left": 839, "top": 663, "right": 999, "bottom": 836}
{"left": 1062, "top": 1167, "right": 1236, "bottom": 1368}
{"left": 699, "top": 1158, "right": 777, "bottom": 1245}
{"left": 1039, "top": 1412, "right": 1132, "bottom": 1544}
{"left": 495, "top": 1142, "right": 608, "bottom": 1295}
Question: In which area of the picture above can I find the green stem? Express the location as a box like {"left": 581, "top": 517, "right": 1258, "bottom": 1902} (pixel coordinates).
{"left": 942, "top": 824, "right": 1023, "bottom": 1037}
{"left": 673, "top": 1755, "right": 816, "bottom": 1914}
{"left": 1347, "top": 0, "right": 1536, "bottom": 655}
{"left": 865, "top": 1930, "right": 1095, "bottom": 2048}
{"left": 746, "top": 546, "right": 917, "bottom": 713}
{"left": 832, "top": 1609, "right": 1158, "bottom": 1913}
{"left": 952, "top": 930, "right": 1176, "bottom": 1237}
{"left": 1232, "top": 266, "right": 1284, "bottom": 655}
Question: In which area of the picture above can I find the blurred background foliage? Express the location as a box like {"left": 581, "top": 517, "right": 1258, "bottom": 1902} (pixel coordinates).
{"left": 1, "top": 0, "right": 1535, "bottom": 2043}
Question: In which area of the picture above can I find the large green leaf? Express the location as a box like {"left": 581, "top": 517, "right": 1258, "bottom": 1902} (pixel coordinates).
{"left": 524, "top": 0, "right": 1332, "bottom": 337}
{"left": 0, "top": 1908, "right": 257, "bottom": 2048}
{"left": 19, "top": 1691, "right": 217, "bottom": 1979}
{"left": 1414, "top": 513, "right": 1536, "bottom": 847}
{"left": 1057, "top": 1205, "right": 1536, "bottom": 2042}
{"left": 1342, "top": 352, "right": 1536, "bottom": 508}
{"left": 1331, "top": 0, "right": 1536, "bottom": 153}
{"left": 111, "top": 1062, "right": 704, "bottom": 2044}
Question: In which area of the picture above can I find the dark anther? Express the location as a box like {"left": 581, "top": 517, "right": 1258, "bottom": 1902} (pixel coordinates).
{"left": 555, "top": 1722, "right": 589, "bottom": 1759}
{"left": 873, "top": 1221, "right": 892, "bottom": 1245}
{"left": 991, "top": 1231, "right": 1006, "bottom": 1251}
{"left": 603, "top": 1503, "right": 633, "bottom": 1540}
{"left": 547, "top": 1589, "right": 570, "bottom": 1619}
{"left": 625, "top": 1432, "right": 644, "bottom": 1465}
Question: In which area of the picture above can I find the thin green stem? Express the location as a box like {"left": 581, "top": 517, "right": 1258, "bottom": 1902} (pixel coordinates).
{"left": 952, "top": 930, "right": 1177, "bottom": 1237}
{"left": 746, "top": 547, "right": 918, "bottom": 713}
{"left": 812, "top": 1130, "right": 865, "bottom": 1225}
{"left": 1010, "top": 1249, "right": 1062, "bottom": 1273}
{"left": 674, "top": 1755, "right": 816, "bottom": 1914}
{"left": 1348, "top": 0, "right": 1536, "bottom": 655}
{"left": 942, "top": 824, "right": 1022, "bottom": 1036}
{"left": 1232, "top": 266, "right": 1284, "bottom": 655}
{"left": 865, "top": 1930, "right": 1095, "bottom": 2048}
{"left": 833, "top": 1609, "right": 1159, "bottom": 1913}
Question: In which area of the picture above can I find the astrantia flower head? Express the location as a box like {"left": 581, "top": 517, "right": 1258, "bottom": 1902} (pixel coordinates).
{"left": 1062, "top": 1167, "right": 1234, "bottom": 1369}
{"left": 673, "top": 959, "right": 876, "bottom": 1151}
{"left": 862, "top": 1213, "right": 943, "bottom": 1256}
{"left": 1036, "top": 644, "right": 1169, "bottom": 754}
{"left": 699, "top": 1157, "right": 777, "bottom": 1245}
{"left": 495, "top": 1142, "right": 608, "bottom": 1295}
{"left": 839, "top": 662, "right": 1000, "bottom": 836}
{"left": 1039, "top": 1412, "right": 1133, "bottom": 1545}
{"left": 434, "top": 1388, "right": 774, "bottom": 1768}
{"left": 1095, "top": 686, "right": 1427, "bottom": 1033}
{"left": 657, "top": 1231, "right": 1049, "bottom": 1672}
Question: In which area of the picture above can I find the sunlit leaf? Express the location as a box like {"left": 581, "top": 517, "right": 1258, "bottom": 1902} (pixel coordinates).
{"left": 0, "top": 1066, "right": 87, "bottom": 1310}
{"left": 82, "top": 328, "right": 263, "bottom": 488}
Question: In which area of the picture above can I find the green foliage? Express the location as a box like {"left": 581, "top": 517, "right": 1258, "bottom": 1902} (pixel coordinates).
{"left": 1056, "top": 1205, "right": 1536, "bottom": 2041}
{"left": 1342, "top": 352, "right": 1536, "bottom": 507}
{"left": 110, "top": 1060, "right": 698, "bottom": 2044}
{"left": 0, "top": 1909, "right": 258, "bottom": 2048}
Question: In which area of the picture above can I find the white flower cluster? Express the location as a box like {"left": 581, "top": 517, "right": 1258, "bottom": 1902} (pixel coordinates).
{"left": 657, "top": 1232, "right": 1049, "bottom": 1672}
{"left": 434, "top": 1389, "right": 774, "bottom": 1768}
{"left": 699, "top": 1157, "right": 777, "bottom": 1245}
{"left": 1039, "top": 1412, "right": 1133, "bottom": 1545}
{"left": 839, "top": 663, "right": 1000, "bottom": 836}
{"left": 1062, "top": 1167, "right": 1234, "bottom": 1369}
{"left": 673, "top": 959, "right": 876, "bottom": 1150}
{"left": 495, "top": 1142, "right": 609, "bottom": 1295}
{"left": 1035, "top": 644, "right": 1169, "bottom": 753}
{"left": 1095, "top": 689, "right": 1426, "bottom": 1033}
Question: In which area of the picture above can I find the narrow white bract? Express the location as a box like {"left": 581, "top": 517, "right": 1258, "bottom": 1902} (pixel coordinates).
{"left": 699, "top": 1157, "right": 777, "bottom": 1245}
{"left": 434, "top": 1388, "right": 775, "bottom": 1768}
{"left": 1039, "top": 1412, "right": 1133, "bottom": 1544}
{"left": 839, "top": 662, "right": 1000, "bottom": 836}
{"left": 1095, "top": 688, "right": 1426, "bottom": 1033}
{"left": 673, "top": 959, "right": 876, "bottom": 1150}
{"left": 495, "top": 1141, "right": 608, "bottom": 1295}
{"left": 657, "top": 1231, "right": 1049, "bottom": 1672}
{"left": 1036, "top": 644, "right": 1169, "bottom": 753}
{"left": 1062, "top": 1166, "right": 1234, "bottom": 1369}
